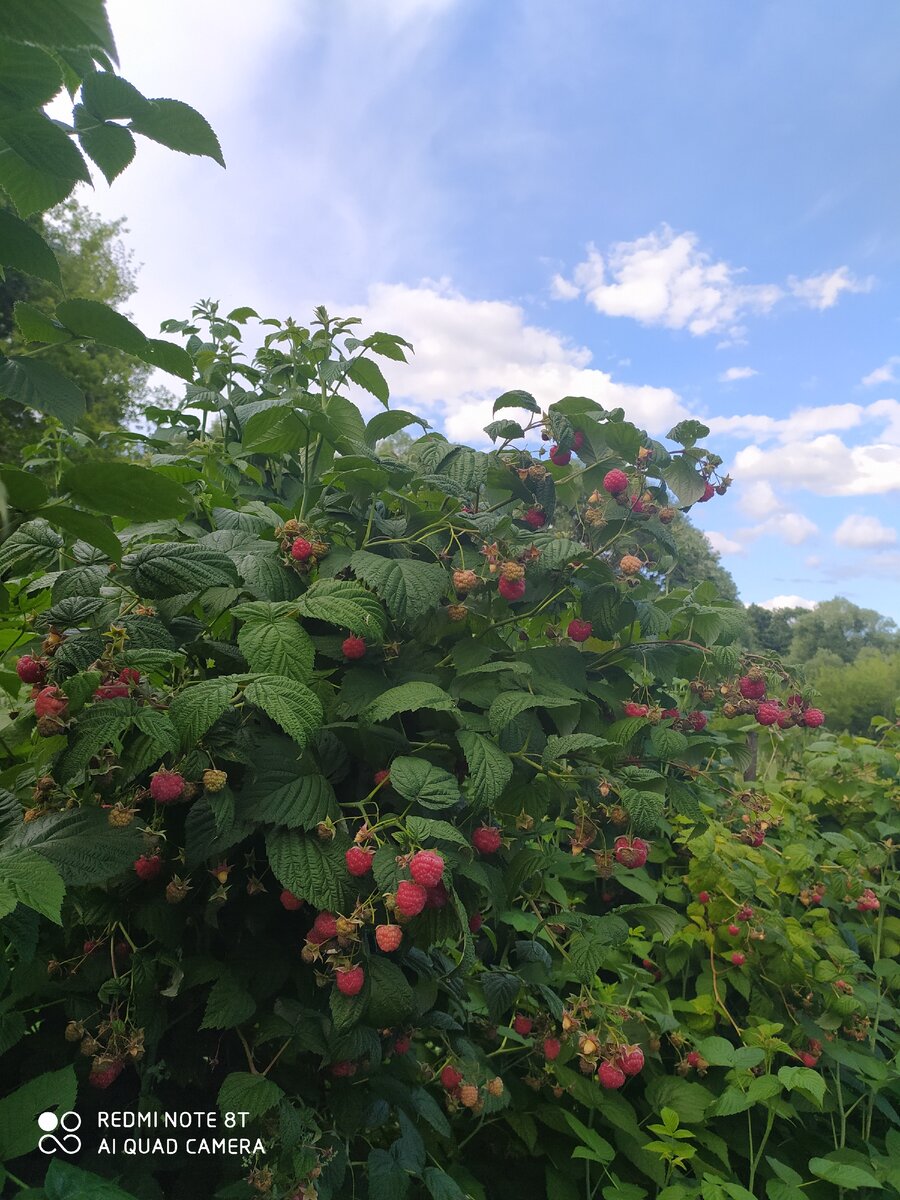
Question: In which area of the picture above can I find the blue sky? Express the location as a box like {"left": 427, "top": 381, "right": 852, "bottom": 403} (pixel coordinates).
{"left": 82, "top": 1, "right": 900, "bottom": 616}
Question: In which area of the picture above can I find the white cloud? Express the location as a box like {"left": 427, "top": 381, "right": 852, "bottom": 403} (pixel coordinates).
{"left": 763, "top": 512, "right": 819, "bottom": 545}
{"left": 738, "top": 480, "right": 782, "bottom": 519}
{"left": 834, "top": 514, "right": 898, "bottom": 548}
{"left": 734, "top": 435, "right": 899, "bottom": 497}
{"left": 553, "top": 226, "right": 873, "bottom": 340}
{"left": 788, "top": 266, "right": 874, "bottom": 310}
{"left": 718, "top": 366, "right": 758, "bottom": 382}
{"left": 350, "top": 280, "right": 688, "bottom": 445}
{"left": 707, "top": 402, "right": 867, "bottom": 443}
{"left": 861, "top": 357, "right": 900, "bottom": 387}
{"left": 705, "top": 531, "right": 744, "bottom": 555}
{"left": 757, "top": 595, "right": 819, "bottom": 611}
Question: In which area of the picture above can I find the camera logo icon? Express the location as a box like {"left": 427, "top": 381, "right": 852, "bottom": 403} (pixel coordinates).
{"left": 38, "top": 1110, "right": 82, "bottom": 1155}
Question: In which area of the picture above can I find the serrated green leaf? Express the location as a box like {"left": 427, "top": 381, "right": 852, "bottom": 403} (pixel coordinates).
{"left": 238, "top": 770, "right": 337, "bottom": 830}
{"left": 65, "top": 465, "right": 192, "bottom": 521}
{"left": 493, "top": 389, "right": 540, "bottom": 415}
{"left": 295, "top": 579, "right": 386, "bottom": 637}
{"left": 807, "top": 1158, "right": 881, "bottom": 1190}
{"left": 0, "top": 356, "right": 85, "bottom": 426}
{"left": 488, "top": 692, "right": 575, "bottom": 735}
{"left": 0, "top": 850, "right": 65, "bottom": 923}
{"left": 0, "top": 1066, "right": 77, "bottom": 1161}
{"left": 363, "top": 682, "right": 458, "bottom": 725}
{"left": 129, "top": 97, "right": 224, "bottom": 166}
{"left": 0, "top": 207, "right": 61, "bottom": 285}
{"left": 266, "top": 829, "right": 352, "bottom": 911}
{"left": 350, "top": 550, "right": 446, "bottom": 623}
{"left": 123, "top": 542, "right": 239, "bottom": 596}
{"left": 217, "top": 1072, "right": 284, "bottom": 1121}
{"left": 542, "top": 733, "right": 611, "bottom": 767}
{"left": 169, "top": 678, "right": 236, "bottom": 747}
{"left": 347, "top": 356, "right": 389, "bottom": 404}
{"left": 201, "top": 972, "right": 256, "bottom": 1030}
{"left": 244, "top": 675, "right": 323, "bottom": 748}
{"left": 365, "top": 957, "right": 415, "bottom": 1027}
{"left": 457, "top": 731, "right": 513, "bottom": 806}
{"left": 389, "top": 757, "right": 460, "bottom": 810}
{"left": 236, "top": 610, "right": 314, "bottom": 681}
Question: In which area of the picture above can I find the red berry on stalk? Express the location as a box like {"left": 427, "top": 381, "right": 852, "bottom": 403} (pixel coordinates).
{"left": 567, "top": 619, "right": 592, "bottom": 642}
{"left": 687, "top": 711, "right": 708, "bottom": 732}
{"left": 802, "top": 708, "right": 825, "bottom": 728}
{"left": 335, "top": 965, "right": 365, "bottom": 996}
{"left": 94, "top": 682, "right": 130, "bottom": 700}
{"left": 549, "top": 445, "right": 571, "bottom": 466}
{"left": 393, "top": 1035, "right": 411, "bottom": 1055}
{"left": 472, "top": 825, "right": 502, "bottom": 855}
{"left": 523, "top": 508, "right": 546, "bottom": 529}
{"left": 34, "top": 685, "right": 68, "bottom": 720}
{"left": 730, "top": 952, "right": 746, "bottom": 966}
{"left": 118, "top": 668, "right": 141, "bottom": 687}
{"left": 345, "top": 846, "right": 375, "bottom": 877}
{"left": 728, "top": 924, "right": 740, "bottom": 937}
{"left": 798, "top": 1051, "right": 819, "bottom": 1068}
{"left": 614, "top": 836, "right": 649, "bottom": 869}
{"left": 134, "top": 854, "right": 162, "bottom": 882}
{"left": 512, "top": 1015, "right": 533, "bottom": 1036}
{"left": 756, "top": 701, "right": 782, "bottom": 727}
{"left": 685, "top": 1051, "right": 701, "bottom": 1068}
{"left": 602, "top": 469, "right": 629, "bottom": 496}
{"left": 291, "top": 537, "right": 313, "bottom": 561}
{"left": 623, "top": 701, "right": 649, "bottom": 717}
{"left": 468, "top": 912, "right": 483, "bottom": 933}
{"left": 543, "top": 1037, "right": 561, "bottom": 1061}
{"left": 375, "top": 924, "right": 403, "bottom": 952}
{"left": 280, "top": 890, "right": 303, "bottom": 910}
{"left": 374, "top": 769, "right": 390, "bottom": 787}
{"left": 409, "top": 849, "right": 444, "bottom": 888}
{"left": 330, "top": 1059, "right": 356, "bottom": 1077}
{"left": 150, "top": 769, "right": 185, "bottom": 804}
{"left": 342, "top": 635, "right": 366, "bottom": 660}
{"left": 698, "top": 482, "right": 715, "bottom": 502}
{"left": 498, "top": 576, "right": 526, "bottom": 602}
{"left": 573, "top": 430, "right": 585, "bottom": 452}
{"left": 395, "top": 880, "right": 427, "bottom": 918}
{"left": 739, "top": 676, "right": 766, "bottom": 700}
{"left": 83, "top": 939, "right": 99, "bottom": 955}
{"left": 698, "top": 891, "right": 710, "bottom": 904}
{"left": 440, "top": 1064, "right": 463, "bottom": 1090}
{"left": 737, "top": 906, "right": 754, "bottom": 921}
{"left": 617, "top": 1045, "right": 645, "bottom": 1077}
{"left": 598, "top": 1060, "right": 626, "bottom": 1089}
{"left": 16, "top": 655, "right": 47, "bottom": 684}
{"left": 88, "top": 1059, "right": 125, "bottom": 1089}
{"left": 312, "top": 911, "right": 338, "bottom": 940}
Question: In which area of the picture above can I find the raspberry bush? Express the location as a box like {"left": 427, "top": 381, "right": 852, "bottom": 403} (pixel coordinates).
{"left": 0, "top": 302, "right": 897, "bottom": 1200}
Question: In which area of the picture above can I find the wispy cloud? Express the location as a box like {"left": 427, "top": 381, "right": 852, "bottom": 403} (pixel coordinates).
{"left": 834, "top": 514, "right": 897, "bottom": 548}
{"left": 718, "top": 366, "right": 758, "bottom": 382}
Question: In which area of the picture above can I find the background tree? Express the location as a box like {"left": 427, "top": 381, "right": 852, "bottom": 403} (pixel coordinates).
{"left": 661, "top": 514, "right": 740, "bottom": 601}
{"left": 0, "top": 199, "right": 150, "bottom": 460}
{"left": 788, "top": 596, "right": 899, "bottom": 664}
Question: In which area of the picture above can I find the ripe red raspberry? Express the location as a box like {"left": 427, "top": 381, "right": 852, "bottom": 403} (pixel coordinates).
{"left": 543, "top": 1037, "right": 561, "bottom": 1061}
{"left": 728, "top": 923, "right": 740, "bottom": 936}
{"left": 614, "top": 836, "right": 649, "bottom": 868}
{"left": 374, "top": 769, "right": 390, "bottom": 787}
{"left": 83, "top": 939, "right": 99, "bottom": 955}
{"left": 755, "top": 701, "right": 782, "bottom": 727}
{"left": 737, "top": 906, "right": 754, "bottom": 921}
{"left": 523, "top": 507, "right": 546, "bottom": 529}
{"left": 16, "top": 655, "right": 47, "bottom": 684}
{"left": 440, "top": 1064, "right": 463, "bottom": 1091}
{"left": 291, "top": 537, "right": 313, "bottom": 561}
{"left": 94, "top": 682, "right": 130, "bottom": 700}
{"left": 512, "top": 1014, "right": 533, "bottom": 1036}
{"left": 698, "top": 891, "right": 710, "bottom": 904}
{"left": 572, "top": 431, "right": 585, "bottom": 452}
{"left": 150, "top": 769, "right": 185, "bottom": 804}
{"left": 312, "top": 911, "right": 338, "bottom": 940}
{"left": 687, "top": 711, "right": 708, "bottom": 732}
{"left": 330, "top": 1059, "right": 356, "bottom": 1077}
{"left": 802, "top": 707, "right": 825, "bottom": 728}
{"left": 797, "top": 1051, "right": 819, "bottom": 1068}
{"left": 856, "top": 889, "right": 879, "bottom": 912}
{"left": 662, "top": 708, "right": 680, "bottom": 719}
{"left": 424, "top": 881, "right": 449, "bottom": 909}
{"left": 393, "top": 1035, "right": 411, "bottom": 1055}
{"left": 698, "top": 482, "right": 715, "bottom": 502}
{"left": 628, "top": 495, "right": 646, "bottom": 514}
{"left": 685, "top": 1051, "right": 702, "bottom": 1068}
{"left": 739, "top": 676, "right": 766, "bottom": 700}
{"left": 335, "top": 965, "right": 365, "bottom": 996}
{"left": 134, "top": 854, "right": 162, "bottom": 881}
{"left": 602, "top": 469, "right": 629, "bottom": 496}
{"left": 731, "top": 952, "right": 746, "bottom": 966}
{"left": 375, "top": 924, "right": 403, "bottom": 951}
{"left": 622, "top": 701, "right": 649, "bottom": 717}
{"left": 280, "top": 890, "right": 304, "bottom": 910}
{"left": 498, "top": 576, "right": 526, "bottom": 602}
{"left": 598, "top": 1060, "right": 626, "bottom": 1089}
{"left": 395, "top": 880, "right": 427, "bottom": 918}
{"left": 468, "top": 912, "right": 483, "bottom": 933}
{"left": 471, "top": 825, "right": 502, "bottom": 855}
{"left": 567, "top": 619, "right": 592, "bottom": 642}
{"left": 118, "top": 667, "right": 141, "bottom": 687}
{"left": 88, "top": 1058, "right": 124, "bottom": 1089}
{"left": 410, "top": 850, "right": 444, "bottom": 887}
{"left": 345, "top": 846, "right": 375, "bottom": 877}
{"left": 34, "top": 686, "right": 68, "bottom": 720}
{"left": 549, "top": 445, "right": 571, "bottom": 466}
{"left": 617, "top": 1045, "right": 644, "bottom": 1077}
{"left": 342, "top": 635, "right": 366, "bottom": 660}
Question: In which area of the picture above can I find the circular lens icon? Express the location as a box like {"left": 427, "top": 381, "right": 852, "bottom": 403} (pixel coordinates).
{"left": 38, "top": 1111, "right": 59, "bottom": 1133}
